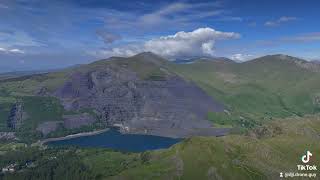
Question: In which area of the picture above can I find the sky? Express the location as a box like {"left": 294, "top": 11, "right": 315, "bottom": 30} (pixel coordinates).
{"left": 0, "top": 0, "right": 319, "bottom": 72}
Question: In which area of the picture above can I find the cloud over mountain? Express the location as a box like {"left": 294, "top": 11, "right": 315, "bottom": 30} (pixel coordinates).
{"left": 144, "top": 28, "right": 240, "bottom": 58}
{"left": 92, "top": 28, "right": 240, "bottom": 59}
{"left": 230, "top": 53, "right": 254, "bottom": 62}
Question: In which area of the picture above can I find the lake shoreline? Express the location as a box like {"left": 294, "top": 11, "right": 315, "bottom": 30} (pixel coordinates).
{"left": 43, "top": 128, "right": 183, "bottom": 152}
{"left": 36, "top": 128, "right": 110, "bottom": 146}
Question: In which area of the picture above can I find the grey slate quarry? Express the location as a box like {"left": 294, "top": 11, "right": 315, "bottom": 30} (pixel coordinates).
{"left": 36, "top": 121, "right": 62, "bottom": 136}
{"left": 7, "top": 102, "right": 24, "bottom": 130}
{"left": 63, "top": 113, "right": 97, "bottom": 129}
{"left": 53, "top": 55, "right": 228, "bottom": 138}
{"left": 0, "top": 132, "right": 17, "bottom": 140}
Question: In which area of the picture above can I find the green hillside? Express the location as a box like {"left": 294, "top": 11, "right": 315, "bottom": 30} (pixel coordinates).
{"left": 112, "top": 114, "right": 320, "bottom": 180}
{"left": 169, "top": 55, "right": 320, "bottom": 128}
{"left": 1, "top": 114, "right": 319, "bottom": 180}
{"left": 0, "top": 53, "right": 173, "bottom": 141}
{"left": 0, "top": 54, "right": 320, "bottom": 140}
{"left": 1, "top": 54, "right": 320, "bottom": 179}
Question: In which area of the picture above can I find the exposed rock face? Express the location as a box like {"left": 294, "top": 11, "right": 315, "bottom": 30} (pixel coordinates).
{"left": 53, "top": 58, "right": 226, "bottom": 138}
{"left": 0, "top": 132, "right": 17, "bottom": 140}
{"left": 7, "top": 102, "right": 24, "bottom": 130}
{"left": 36, "top": 121, "right": 62, "bottom": 136}
{"left": 63, "top": 113, "right": 96, "bottom": 129}
{"left": 248, "top": 125, "right": 283, "bottom": 139}
{"left": 277, "top": 54, "right": 320, "bottom": 72}
{"left": 294, "top": 60, "right": 320, "bottom": 72}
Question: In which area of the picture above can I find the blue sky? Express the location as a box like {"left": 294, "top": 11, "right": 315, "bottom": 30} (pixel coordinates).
{"left": 0, "top": 0, "right": 319, "bottom": 71}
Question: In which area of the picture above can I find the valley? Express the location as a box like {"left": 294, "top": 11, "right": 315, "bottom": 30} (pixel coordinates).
{"left": 0, "top": 53, "right": 320, "bottom": 179}
{"left": 1, "top": 53, "right": 319, "bottom": 142}
{"left": 1, "top": 0, "right": 319, "bottom": 179}
{"left": 1, "top": 114, "right": 319, "bottom": 179}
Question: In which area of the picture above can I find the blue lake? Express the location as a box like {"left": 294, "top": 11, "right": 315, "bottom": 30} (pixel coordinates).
{"left": 47, "top": 128, "right": 182, "bottom": 152}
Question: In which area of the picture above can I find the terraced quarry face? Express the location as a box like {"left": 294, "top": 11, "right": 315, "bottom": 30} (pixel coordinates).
{"left": 0, "top": 53, "right": 228, "bottom": 141}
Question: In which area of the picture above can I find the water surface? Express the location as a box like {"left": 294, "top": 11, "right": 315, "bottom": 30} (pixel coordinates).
{"left": 47, "top": 128, "right": 182, "bottom": 152}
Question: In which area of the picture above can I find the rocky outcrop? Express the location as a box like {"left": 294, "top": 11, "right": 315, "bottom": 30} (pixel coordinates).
{"left": 294, "top": 60, "right": 320, "bottom": 72}
{"left": 63, "top": 113, "right": 96, "bottom": 129}
{"left": 7, "top": 102, "right": 25, "bottom": 130}
{"left": 53, "top": 57, "right": 226, "bottom": 138}
{"left": 36, "top": 121, "right": 63, "bottom": 136}
{"left": 0, "top": 132, "right": 17, "bottom": 140}
{"left": 277, "top": 54, "right": 320, "bottom": 72}
{"left": 248, "top": 125, "right": 283, "bottom": 139}
{"left": 36, "top": 114, "right": 97, "bottom": 136}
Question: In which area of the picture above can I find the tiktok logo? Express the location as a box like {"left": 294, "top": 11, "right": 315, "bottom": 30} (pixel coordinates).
{"left": 301, "top": 150, "right": 312, "bottom": 164}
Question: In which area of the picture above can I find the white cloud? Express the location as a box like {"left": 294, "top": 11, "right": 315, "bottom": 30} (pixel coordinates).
{"left": 92, "top": 28, "right": 240, "bottom": 59}
{"left": 9, "top": 49, "right": 25, "bottom": 54}
{"left": 103, "top": 2, "right": 225, "bottom": 32}
{"left": 278, "top": 16, "right": 298, "bottom": 22}
{"left": 144, "top": 28, "right": 240, "bottom": 58}
{"left": 264, "top": 21, "right": 276, "bottom": 27}
{"left": 217, "top": 16, "right": 243, "bottom": 22}
{"left": 90, "top": 44, "right": 142, "bottom": 57}
{"left": 0, "top": 47, "right": 25, "bottom": 54}
{"left": 139, "top": 2, "right": 223, "bottom": 26}
{"left": 230, "top": 53, "right": 254, "bottom": 62}
{"left": 0, "top": 30, "right": 43, "bottom": 48}
{"left": 265, "top": 16, "right": 298, "bottom": 27}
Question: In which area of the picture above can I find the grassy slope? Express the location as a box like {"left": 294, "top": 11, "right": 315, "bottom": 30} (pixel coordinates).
{"left": 169, "top": 55, "right": 320, "bottom": 127}
{"left": 0, "top": 54, "right": 320, "bottom": 137}
{"left": 0, "top": 54, "right": 171, "bottom": 140}
{"left": 0, "top": 115, "right": 319, "bottom": 180}
{"left": 0, "top": 71, "right": 69, "bottom": 130}
{"left": 0, "top": 54, "right": 319, "bottom": 179}
{"left": 87, "top": 52, "right": 171, "bottom": 80}
{"left": 113, "top": 115, "right": 320, "bottom": 180}
{"left": 0, "top": 71, "right": 99, "bottom": 140}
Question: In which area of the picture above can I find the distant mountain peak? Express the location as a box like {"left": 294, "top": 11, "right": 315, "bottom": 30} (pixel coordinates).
{"left": 254, "top": 54, "right": 306, "bottom": 63}
{"left": 131, "top": 52, "right": 168, "bottom": 65}
{"left": 133, "top": 52, "right": 163, "bottom": 59}
{"left": 311, "top": 60, "right": 320, "bottom": 64}
{"left": 266, "top": 54, "right": 302, "bottom": 61}
{"left": 173, "top": 56, "right": 234, "bottom": 64}
{"left": 248, "top": 54, "right": 320, "bottom": 72}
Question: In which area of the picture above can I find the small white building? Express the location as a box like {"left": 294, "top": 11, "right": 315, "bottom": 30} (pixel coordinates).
{"left": 1, "top": 164, "right": 16, "bottom": 173}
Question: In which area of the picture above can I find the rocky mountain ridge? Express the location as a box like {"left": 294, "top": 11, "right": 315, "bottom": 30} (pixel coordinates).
{"left": 1, "top": 52, "right": 320, "bottom": 140}
{"left": 250, "top": 54, "right": 320, "bottom": 72}
{"left": 7, "top": 102, "right": 25, "bottom": 130}
{"left": 49, "top": 53, "right": 227, "bottom": 138}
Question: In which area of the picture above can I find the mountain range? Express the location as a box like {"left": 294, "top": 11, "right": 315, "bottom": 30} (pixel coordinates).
{"left": 1, "top": 52, "right": 320, "bottom": 179}
{"left": 1, "top": 52, "right": 320, "bottom": 142}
